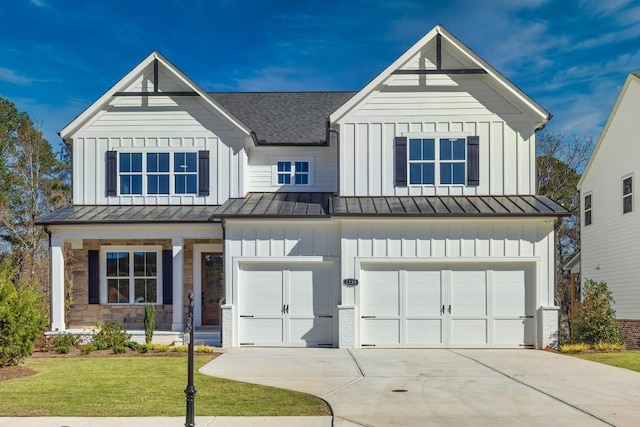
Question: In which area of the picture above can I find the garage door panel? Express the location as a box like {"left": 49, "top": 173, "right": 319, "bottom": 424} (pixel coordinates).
{"left": 451, "top": 319, "right": 488, "bottom": 345}
{"left": 362, "top": 319, "right": 400, "bottom": 346}
{"left": 451, "top": 270, "right": 487, "bottom": 317}
{"left": 362, "top": 270, "right": 399, "bottom": 317}
{"left": 405, "top": 270, "right": 442, "bottom": 316}
{"left": 406, "top": 319, "right": 443, "bottom": 345}
{"left": 493, "top": 269, "right": 528, "bottom": 317}
{"left": 241, "top": 318, "right": 283, "bottom": 345}
{"left": 493, "top": 319, "right": 528, "bottom": 345}
{"left": 289, "top": 317, "right": 333, "bottom": 346}
{"left": 289, "top": 266, "right": 332, "bottom": 315}
{"left": 241, "top": 269, "right": 283, "bottom": 316}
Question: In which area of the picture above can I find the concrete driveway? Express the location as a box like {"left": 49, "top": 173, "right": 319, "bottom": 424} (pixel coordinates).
{"left": 200, "top": 348, "right": 640, "bottom": 427}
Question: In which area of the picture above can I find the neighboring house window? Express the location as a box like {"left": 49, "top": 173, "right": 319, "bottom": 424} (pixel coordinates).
{"left": 174, "top": 152, "right": 198, "bottom": 194}
{"left": 584, "top": 193, "right": 592, "bottom": 226}
{"left": 119, "top": 153, "right": 142, "bottom": 194}
{"left": 147, "top": 153, "right": 170, "bottom": 195}
{"left": 116, "top": 152, "right": 199, "bottom": 195}
{"left": 409, "top": 137, "right": 466, "bottom": 185}
{"left": 623, "top": 176, "right": 633, "bottom": 214}
{"left": 104, "top": 247, "right": 161, "bottom": 304}
{"left": 275, "top": 159, "right": 311, "bottom": 185}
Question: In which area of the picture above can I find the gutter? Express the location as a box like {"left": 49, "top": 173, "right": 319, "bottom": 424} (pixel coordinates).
{"left": 327, "top": 118, "right": 340, "bottom": 195}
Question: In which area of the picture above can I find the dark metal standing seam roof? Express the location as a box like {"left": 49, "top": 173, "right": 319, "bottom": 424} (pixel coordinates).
{"left": 37, "top": 194, "right": 569, "bottom": 225}
{"left": 209, "top": 92, "right": 356, "bottom": 145}
{"left": 36, "top": 205, "right": 218, "bottom": 225}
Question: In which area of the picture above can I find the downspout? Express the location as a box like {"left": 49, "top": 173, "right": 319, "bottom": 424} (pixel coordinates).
{"left": 327, "top": 118, "right": 340, "bottom": 195}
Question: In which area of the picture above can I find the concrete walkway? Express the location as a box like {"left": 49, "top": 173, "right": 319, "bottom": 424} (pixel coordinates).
{"left": 200, "top": 348, "right": 640, "bottom": 427}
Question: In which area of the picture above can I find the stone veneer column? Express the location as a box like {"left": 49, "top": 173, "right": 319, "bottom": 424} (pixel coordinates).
{"left": 50, "top": 236, "right": 66, "bottom": 331}
{"left": 537, "top": 305, "right": 559, "bottom": 349}
{"left": 221, "top": 304, "right": 233, "bottom": 347}
{"left": 172, "top": 237, "right": 184, "bottom": 331}
{"left": 338, "top": 305, "right": 355, "bottom": 348}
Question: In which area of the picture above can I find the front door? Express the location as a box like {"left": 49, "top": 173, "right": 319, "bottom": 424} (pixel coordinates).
{"left": 202, "top": 253, "right": 223, "bottom": 326}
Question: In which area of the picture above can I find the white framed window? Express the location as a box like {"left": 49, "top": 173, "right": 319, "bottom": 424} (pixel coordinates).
{"left": 408, "top": 136, "right": 467, "bottom": 185}
{"left": 584, "top": 193, "right": 592, "bottom": 226}
{"left": 118, "top": 152, "right": 198, "bottom": 196}
{"left": 623, "top": 175, "right": 633, "bottom": 214}
{"left": 100, "top": 246, "right": 162, "bottom": 305}
{"left": 272, "top": 158, "right": 313, "bottom": 186}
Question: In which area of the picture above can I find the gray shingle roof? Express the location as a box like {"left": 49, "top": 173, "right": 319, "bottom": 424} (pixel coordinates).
{"left": 37, "top": 205, "right": 217, "bottom": 225}
{"left": 209, "top": 92, "right": 356, "bottom": 145}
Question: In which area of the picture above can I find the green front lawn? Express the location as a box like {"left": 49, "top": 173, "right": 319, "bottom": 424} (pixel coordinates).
{"left": 572, "top": 350, "right": 640, "bottom": 373}
{"left": 0, "top": 355, "right": 331, "bottom": 416}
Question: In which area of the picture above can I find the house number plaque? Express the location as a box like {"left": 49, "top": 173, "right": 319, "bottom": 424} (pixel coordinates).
{"left": 343, "top": 278, "right": 359, "bottom": 286}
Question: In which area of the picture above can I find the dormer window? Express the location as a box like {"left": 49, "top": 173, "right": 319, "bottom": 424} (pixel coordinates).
{"left": 273, "top": 158, "right": 313, "bottom": 186}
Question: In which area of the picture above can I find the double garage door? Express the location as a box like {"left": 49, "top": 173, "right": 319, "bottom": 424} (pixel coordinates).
{"left": 360, "top": 263, "right": 534, "bottom": 348}
{"left": 239, "top": 263, "right": 336, "bottom": 347}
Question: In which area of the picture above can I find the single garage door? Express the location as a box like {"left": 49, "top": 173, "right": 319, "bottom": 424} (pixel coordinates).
{"left": 239, "top": 263, "right": 335, "bottom": 347}
{"left": 360, "top": 263, "right": 534, "bottom": 348}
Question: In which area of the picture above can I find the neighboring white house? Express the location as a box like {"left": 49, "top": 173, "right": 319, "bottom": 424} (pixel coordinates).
{"left": 577, "top": 72, "right": 640, "bottom": 349}
{"left": 38, "top": 25, "right": 568, "bottom": 349}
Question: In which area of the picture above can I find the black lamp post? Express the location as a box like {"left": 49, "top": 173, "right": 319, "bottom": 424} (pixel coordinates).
{"left": 184, "top": 292, "right": 196, "bottom": 427}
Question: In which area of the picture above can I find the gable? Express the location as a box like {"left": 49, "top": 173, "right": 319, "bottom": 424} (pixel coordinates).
{"left": 330, "top": 25, "right": 549, "bottom": 128}
{"left": 60, "top": 51, "right": 250, "bottom": 140}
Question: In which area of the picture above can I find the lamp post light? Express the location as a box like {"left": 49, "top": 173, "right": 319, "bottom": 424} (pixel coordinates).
{"left": 185, "top": 292, "right": 196, "bottom": 427}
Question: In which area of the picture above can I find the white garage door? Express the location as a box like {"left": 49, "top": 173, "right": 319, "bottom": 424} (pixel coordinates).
{"left": 360, "top": 264, "right": 534, "bottom": 348}
{"left": 239, "top": 263, "right": 335, "bottom": 347}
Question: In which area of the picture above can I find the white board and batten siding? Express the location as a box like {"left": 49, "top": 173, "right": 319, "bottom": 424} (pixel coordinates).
{"left": 336, "top": 40, "right": 538, "bottom": 198}
{"left": 246, "top": 145, "right": 338, "bottom": 193}
{"left": 579, "top": 75, "right": 640, "bottom": 319}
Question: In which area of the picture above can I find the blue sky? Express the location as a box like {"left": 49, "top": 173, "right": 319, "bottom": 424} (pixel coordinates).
{"left": 1, "top": 0, "right": 639, "bottom": 151}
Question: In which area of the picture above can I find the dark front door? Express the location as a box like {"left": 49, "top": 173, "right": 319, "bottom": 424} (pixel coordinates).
{"left": 202, "top": 253, "right": 223, "bottom": 326}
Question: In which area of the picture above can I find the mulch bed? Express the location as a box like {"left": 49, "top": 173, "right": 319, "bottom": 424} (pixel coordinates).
{"left": 0, "top": 365, "right": 36, "bottom": 382}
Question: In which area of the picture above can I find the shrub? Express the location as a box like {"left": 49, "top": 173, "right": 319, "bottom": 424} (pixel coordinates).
{"left": 169, "top": 345, "right": 188, "bottom": 353}
{"left": 81, "top": 344, "right": 96, "bottom": 355}
{"left": 91, "top": 321, "right": 131, "bottom": 350}
{"left": 195, "top": 344, "right": 216, "bottom": 353}
{"left": 144, "top": 304, "right": 155, "bottom": 344}
{"left": 593, "top": 342, "right": 626, "bottom": 352}
{"left": 574, "top": 279, "right": 621, "bottom": 345}
{"left": 51, "top": 332, "right": 79, "bottom": 348}
{"left": 127, "top": 341, "right": 141, "bottom": 352}
{"left": 559, "top": 343, "right": 590, "bottom": 353}
{"left": 0, "top": 264, "right": 48, "bottom": 367}
{"left": 138, "top": 344, "right": 149, "bottom": 354}
{"left": 112, "top": 345, "right": 127, "bottom": 354}
{"left": 152, "top": 344, "right": 170, "bottom": 353}
{"left": 55, "top": 345, "right": 71, "bottom": 354}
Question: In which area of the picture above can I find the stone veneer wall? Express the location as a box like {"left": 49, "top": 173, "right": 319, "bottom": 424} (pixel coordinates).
{"left": 69, "top": 238, "right": 220, "bottom": 330}
{"left": 618, "top": 319, "right": 640, "bottom": 350}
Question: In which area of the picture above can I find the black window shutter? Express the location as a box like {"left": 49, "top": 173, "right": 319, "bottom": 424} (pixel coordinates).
{"left": 394, "top": 137, "right": 408, "bottom": 187}
{"left": 88, "top": 250, "right": 99, "bottom": 304}
{"left": 198, "top": 150, "right": 210, "bottom": 196}
{"left": 162, "top": 250, "right": 173, "bottom": 305}
{"left": 106, "top": 151, "right": 117, "bottom": 196}
{"left": 467, "top": 136, "right": 480, "bottom": 186}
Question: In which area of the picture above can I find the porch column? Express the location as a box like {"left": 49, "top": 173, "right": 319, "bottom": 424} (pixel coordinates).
{"left": 50, "top": 236, "right": 65, "bottom": 331}
{"left": 172, "top": 237, "right": 184, "bottom": 331}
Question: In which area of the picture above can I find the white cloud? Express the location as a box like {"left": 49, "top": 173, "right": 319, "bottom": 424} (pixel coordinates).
{"left": 0, "top": 67, "right": 35, "bottom": 85}
{"left": 30, "top": 0, "right": 51, "bottom": 8}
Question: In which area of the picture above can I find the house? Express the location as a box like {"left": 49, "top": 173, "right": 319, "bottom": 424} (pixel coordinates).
{"left": 38, "top": 25, "right": 568, "bottom": 349}
{"left": 576, "top": 73, "right": 640, "bottom": 349}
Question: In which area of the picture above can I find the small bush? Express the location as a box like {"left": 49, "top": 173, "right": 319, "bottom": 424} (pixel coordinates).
{"left": 559, "top": 343, "right": 590, "bottom": 353}
{"left": 138, "top": 344, "right": 149, "bottom": 354}
{"left": 55, "top": 345, "right": 70, "bottom": 354}
{"left": 195, "top": 344, "right": 216, "bottom": 353}
{"left": 152, "top": 344, "right": 170, "bottom": 353}
{"left": 51, "top": 332, "right": 79, "bottom": 348}
{"left": 144, "top": 304, "right": 155, "bottom": 344}
{"left": 574, "top": 279, "right": 621, "bottom": 345}
{"left": 112, "top": 345, "right": 127, "bottom": 354}
{"left": 81, "top": 344, "right": 96, "bottom": 355}
{"left": 127, "top": 341, "right": 141, "bottom": 352}
{"left": 92, "top": 322, "right": 131, "bottom": 350}
{"left": 593, "top": 342, "right": 626, "bottom": 352}
{"left": 169, "top": 345, "right": 188, "bottom": 353}
{"left": 0, "top": 264, "right": 48, "bottom": 367}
